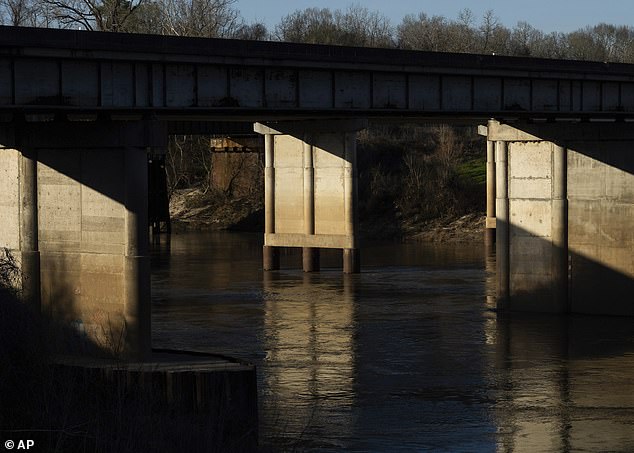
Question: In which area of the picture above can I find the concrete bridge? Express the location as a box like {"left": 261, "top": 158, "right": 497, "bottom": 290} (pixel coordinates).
{"left": 0, "top": 26, "right": 632, "bottom": 359}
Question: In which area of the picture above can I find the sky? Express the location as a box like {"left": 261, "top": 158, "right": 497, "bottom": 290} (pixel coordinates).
{"left": 235, "top": 0, "right": 633, "bottom": 34}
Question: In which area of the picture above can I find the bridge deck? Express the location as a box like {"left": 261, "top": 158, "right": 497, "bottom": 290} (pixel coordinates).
{"left": 2, "top": 26, "right": 634, "bottom": 121}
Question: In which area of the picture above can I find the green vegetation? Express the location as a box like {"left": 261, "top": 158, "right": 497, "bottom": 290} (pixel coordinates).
{"left": 457, "top": 159, "right": 486, "bottom": 187}
{"left": 356, "top": 124, "right": 485, "bottom": 237}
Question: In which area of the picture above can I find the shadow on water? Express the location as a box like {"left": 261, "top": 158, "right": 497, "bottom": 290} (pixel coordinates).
{"left": 494, "top": 313, "right": 634, "bottom": 453}
{"left": 151, "top": 231, "right": 634, "bottom": 451}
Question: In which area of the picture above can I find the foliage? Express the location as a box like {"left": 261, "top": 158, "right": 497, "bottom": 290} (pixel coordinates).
{"left": 356, "top": 124, "right": 485, "bottom": 236}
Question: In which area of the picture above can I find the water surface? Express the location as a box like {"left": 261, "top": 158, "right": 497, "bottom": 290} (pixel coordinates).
{"left": 151, "top": 231, "right": 634, "bottom": 452}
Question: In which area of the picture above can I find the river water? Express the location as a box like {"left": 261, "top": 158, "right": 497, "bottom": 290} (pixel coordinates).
{"left": 150, "top": 231, "right": 634, "bottom": 452}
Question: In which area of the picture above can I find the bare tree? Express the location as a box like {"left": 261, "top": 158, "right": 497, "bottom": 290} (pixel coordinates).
{"left": 275, "top": 7, "right": 336, "bottom": 44}
{"left": 333, "top": 4, "right": 393, "bottom": 47}
{"left": 397, "top": 12, "right": 448, "bottom": 51}
{"left": 397, "top": 9, "right": 477, "bottom": 53}
{"left": 571, "top": 23, "right": 634, "bottom": 63}
{"left": 157, "top": 0, "right": 240, "bottom": 37}
{"left": 44, "top": 0, "right": 145, "bottom": 31}
{"left": 275, "top": 5, "right": 392, "bottom": 47}
{"left": 1, "top": 0, "right": 35, "bottom": 25}
{"left": 477, "top": 9, "right": 511, "bottom": 54}
{"left": 232, "top": 21, "right": 267, "bottom": 40}
{"left": 508, "top": 21, "right": 546, "bottom": 56}
{"left": 1, "top": 0, "right": 55, "bottom": 26}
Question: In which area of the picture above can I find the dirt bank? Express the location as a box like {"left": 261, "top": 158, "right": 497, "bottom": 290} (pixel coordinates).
{"left": 169, "top": 187, "right": 263, "bottom": 232}
{"left": 169, "top": 187, "right": 484, "bottom": 242}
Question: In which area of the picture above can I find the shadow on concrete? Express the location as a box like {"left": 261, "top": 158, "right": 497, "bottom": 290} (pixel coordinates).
{"left": 1, "top": 248, "right": 258, "bottom": 452}
{"left": 495, "top": 218, "right": 633, "bottom": 316}
{"left": 493, "top": 121, "right": 633, "bottom": 316}
{"left": 514, "top": 122, "right": 634, "bottom": 175}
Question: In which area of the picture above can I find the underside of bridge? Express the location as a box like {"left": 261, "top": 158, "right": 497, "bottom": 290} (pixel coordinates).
{"left": 2, "top": 116, "right": 633, "bottom": 360}
{"left": 0, "top": 26, "right": 633, "bottom": 358}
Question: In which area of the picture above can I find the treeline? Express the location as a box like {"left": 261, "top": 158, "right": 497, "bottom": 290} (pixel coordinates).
{"left": 2, "top": 0, "right": 634, "bottom": 63}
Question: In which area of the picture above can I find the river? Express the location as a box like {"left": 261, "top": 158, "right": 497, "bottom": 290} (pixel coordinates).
{"left": 150, "top": 231, "right": 634, "bottom": 452}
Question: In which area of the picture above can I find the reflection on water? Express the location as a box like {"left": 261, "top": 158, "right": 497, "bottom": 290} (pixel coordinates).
{"left": 493, "top": 316, "right": 634, "bottom": 453}
{"left": 151, "top": 232, "right": 634, "bottom": 452}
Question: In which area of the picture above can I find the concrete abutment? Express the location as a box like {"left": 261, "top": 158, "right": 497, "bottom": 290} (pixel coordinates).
{"left": 255, "top": 120, "right": 366, "bottom": 274}
{"left": 483, "top": 120, "right": 634, "bottom": 316}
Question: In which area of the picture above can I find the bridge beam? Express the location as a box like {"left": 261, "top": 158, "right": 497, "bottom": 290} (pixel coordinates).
{"left": 485, "top": 120, "right": 633, "bottom": 316}
{"left": 0, "top": 119, "right": 166, "bottom": 359}
{"left": 255, "top": 120, "right": 366, "bottom": 274}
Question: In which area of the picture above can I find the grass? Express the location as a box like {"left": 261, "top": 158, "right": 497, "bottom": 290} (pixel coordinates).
{"left": 457, "top": 158, "right": 486, "bottom": 187}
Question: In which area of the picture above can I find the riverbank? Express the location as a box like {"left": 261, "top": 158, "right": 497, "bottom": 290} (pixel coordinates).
{"left": 169, "top": 186, "right": 485, "bottom": 242}
{"left": 169, "top": 187, "right": 263, "bottom": 232}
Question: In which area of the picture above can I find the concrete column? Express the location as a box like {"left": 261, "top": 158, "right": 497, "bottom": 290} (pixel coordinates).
{"left": 124, "top": 145, "right": 151, "bottom": 361}
{"left": 485, "top": 138, "right": 496, "bottom": 248}
{"left": 255, "top": 120, "right": 366, "bottom": 274}
{"left": 495, "top": 140, "right": 509, "bottom": 310}
{"left": 343, "top": 131, "right": 360, "bottom": 274}
{"left": 19, "top": 147, "right": 40, "bottom": 314}
{"left": 302, "top": 135, "right": 319, "bottom": 272}
{"left": 263, "top": 133, "right": 279, "bottom": 270}
{"left": 551, "top": 145, "right": 568, "bottom": 312}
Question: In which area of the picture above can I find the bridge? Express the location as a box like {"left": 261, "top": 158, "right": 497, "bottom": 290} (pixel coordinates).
{"left": 0, "top": 26, "right": 632, "bottom": 359}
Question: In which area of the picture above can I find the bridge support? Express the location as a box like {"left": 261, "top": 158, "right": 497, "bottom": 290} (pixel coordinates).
{"left": 0, "top": 118, "right": 166, "bottom": 359}
{"left": 484, "top": 120, "right": 634, "bottom": 316}
{"left": 255, "top": 120, "right": 366, "bottom": 274}
{"left": 485, "top": 133, "right": 497, "bottom": 248}
{"left": 0, "top": 128, "right": 41, "bottom": 313}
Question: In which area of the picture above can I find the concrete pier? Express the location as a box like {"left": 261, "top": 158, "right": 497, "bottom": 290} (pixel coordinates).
{"left": 0, "top": 119, "right": 166, "bottom": 359}
{"left": 484, "top": 121, "right": 634, "bottom": 316}
{"left": 124, "top": 145, "right": 152, "bottom": 359}
{"left": 263, "top": 133, "right": 280, "bottom": 270}
{"left": 19, "top": 146, "right": 41, "bottom": 313}
{"left": 485, "top": 134, "right": 497, "bottom": 248}
{"left": 495, "top": 140, "right": 510, "bottom": 310}
{"left": 255, "top": 120, "right": 366, "bottom": 274}
{"left": 302, "top": 135, "right": 320, "bottom": 272}
{"left": 551, "top": 145, "right": 568, "bottom": 313}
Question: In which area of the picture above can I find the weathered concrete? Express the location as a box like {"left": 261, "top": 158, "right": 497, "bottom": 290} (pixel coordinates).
{"left": 566, "top": 140, "right": 634, "bottom": 315}
{"left": 263, "top": 133, "right": 279, "bottom": 271}
{"left": 486, "top": 121, "right": 634, "bottom": 316}
{"left": 302, "top": 135, "right": 319, "bottom": 272}
{"left": 0, "top": 119, "right": 166, "bottom": 359}
{"left": 255, "top": 120, "right": 366, "bottom": 273}
{"left": 3, "top": 26, "right": 634, "bottom": 122}
{"left": 485, "top": 137, "right": 496, "bottom": 247}
{"left": 54, "top": 350, "right": 258, "bottom": 449}
{"left": 495, "top": 140, "right": 510, "bottom": 310}
{"left": 0, "top": 131, "right": 40, "bottom": 312}
{"left": 551, "top": 145, "right": 568, "bottom": 312}
{"left": 20, "top": 147, "right": 41, "bottom": 313}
